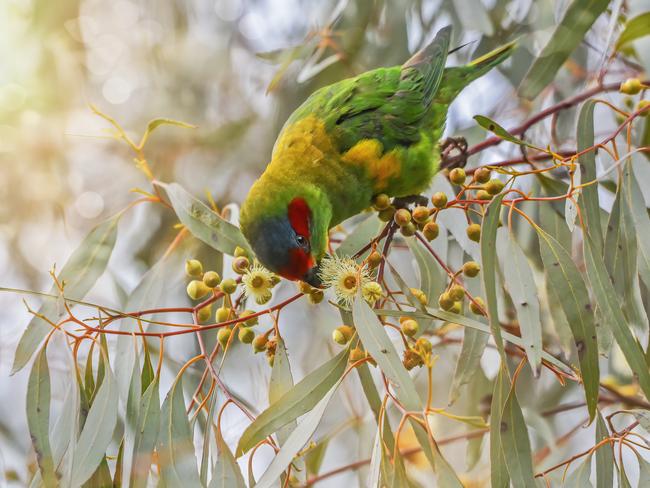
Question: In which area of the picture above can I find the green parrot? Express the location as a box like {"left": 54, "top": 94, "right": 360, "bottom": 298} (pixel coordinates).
{"left": 240, "top": 26, "right": 514, "bottom": 286}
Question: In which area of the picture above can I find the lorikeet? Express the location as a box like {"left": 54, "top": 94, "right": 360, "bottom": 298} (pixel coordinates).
{"left": 240, "top": 26, "right": 514, "bottom": 286}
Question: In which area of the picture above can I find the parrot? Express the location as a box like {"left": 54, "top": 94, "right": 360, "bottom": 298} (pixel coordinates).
{"left": 240, "top": 26, "right": 515, "bottom": 286}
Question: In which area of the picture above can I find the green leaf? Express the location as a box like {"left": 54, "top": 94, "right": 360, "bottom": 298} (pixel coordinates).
{"left": 269, "top": 337, "right": 296, "bottom": 444}
{"left": 622, "top": 164, "right": 650, "bottom": 291}
{"left": 619, "top": 460, "right": 632, "bottom": 488}
{"left": 352, "top": 297, "right": 463, "bottom": 487}
{"left": 537, "top": 228, "right": 599, "bottom": 420}
{"left": 158, "top": 375, "right": 201, "bottom": 487}
{"left": 474, "top": 115, "right": 536, "bottom": 148}
{"left": 490, "top": 368, "right": 510, "bottom": 488}
{"left": 584, "top": 234, "right": 650, "bottom": 400}
{"left": 159, "top": 181, "right": 252, "bottom": 256}
{"left": 129, "top": 378, "right": 160, "bottom": 488}
{"left": 209, "top": 427, "right": 246, "bottom": 488}
{"left": 255, "top": 381, "right": 342, "bottom": 488}
{"left": 367, "top": 427, "right": 383, "bottom": 488}
{"left": 356, "top": 362, "right": 396, "bottom": 450}
{"left": 139, "top": 117, "right": 196, "bottom": 148}
{"left": 13, "top": 215, "right": 119, "bottom": 373}
{"left": 595, "top": 411, "right": 613, "bottom": 488}
{"left": 636, "top": 452, "right": 650, "bottom": 487}
{"left": 564, "top": 453, "right": 593, "bottom": 487}
{"left": 497, "top": 229, "right": 543, "bottom": 375}
{"left": 406, "top": 235, "right": 446, "bottom": 305}
{"left": 269, "top": 338, "right": 305, "bottom": 484}
{"left": 122, "top": 343, "right": 142, "bottom": 486}
{"left": 70, "top": 361, "right": 119, "bottom": 486}
{"left": 480, "top": 195, "right": 507, "bottom": 357}
{"left": 84, "top": 457, "right": 112, "bottom": 488}
{"left": 235, "top": 347, "right": 349, "bottom": 456}
{"left": 577, "top": 100, "right": 604, "bottom": 253}
{"left": 519, "top": 0, "right": 610, "bottom": 99}
{"left": 26, "top": 347, "right": 57, "bottom": 488}
{"left": 616, "top": 12, "right": 650, "bottom": 49}
{"left": 500, "top": 384, "right": 536, "bottom": 486}
{"left": 449, "top": 327, "right": 489, "bottom": 405}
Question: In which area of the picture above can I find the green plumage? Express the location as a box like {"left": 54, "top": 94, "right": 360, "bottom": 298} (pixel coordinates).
{"left": 240, "top": 28, "right": 515, "bottom": 280}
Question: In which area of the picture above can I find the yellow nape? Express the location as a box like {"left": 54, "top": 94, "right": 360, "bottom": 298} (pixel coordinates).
{"left": 342, "top": 139, "right": 401, "bottom": 191}
{"left": 273, "top": 115, "right": 336, "bottom": 163}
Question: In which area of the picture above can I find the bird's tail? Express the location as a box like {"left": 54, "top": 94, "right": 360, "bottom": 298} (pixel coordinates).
{"left": 434, "top": 40, "right": 517, "bottom": 105}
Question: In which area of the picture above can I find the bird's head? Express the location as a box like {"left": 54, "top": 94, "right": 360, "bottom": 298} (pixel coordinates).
{"left": 240, "top": 180, "right": 331, "bottom": 287}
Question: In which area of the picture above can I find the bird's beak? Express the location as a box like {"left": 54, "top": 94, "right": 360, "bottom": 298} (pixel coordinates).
{"left": 302, "top": 264, "right": 322, "bottom": 288}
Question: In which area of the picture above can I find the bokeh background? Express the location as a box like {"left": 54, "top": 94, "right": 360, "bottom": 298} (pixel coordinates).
{"left": 2, "top": 0, "right": 650, "bottom": 486}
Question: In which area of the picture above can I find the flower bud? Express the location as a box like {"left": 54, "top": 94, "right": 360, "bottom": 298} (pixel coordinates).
{"left": 234, "top": 246, "right": 249, "bottom": 258}
{"left": 438, "top": 292, "right": 455, "bottom": 311}
{"left": 466, "top": 223, "right": 481, "bottom": 243}
{"left": 450, "top": 301, "right": 462, "bottom": 314}
{"left": 638, "top": 100, "right": 650, "bottom": 117}
{"left": 299, "top": 281, "right": 314, "bottom": 294}
{"left": 373, "top": 193, "right": 391, "bottom": 210}
{"left": 238, "top": 327, "right": 255, "bottom": 344}
{"left": 449, "top": 285, "right": 465, "bottom": 301}
{"left": 400, "top": 222, "right": 416, "bottom": 237}
{"left": 332, "top": 325, "right": 355, "bottom": 345}
{"left": 367, "top": 250, "right": 382, "bottom": 268}
{"left": 252, "top": 334, "right": 268, "bottom": 353}
{"left": 470, "top": 297, "right": 486, "bottom": 315}
{"left": 308, "top": 289, "right": 325, "bottom": 304}
{"left": 216, "top": 306, "right": 231, "bottom": 322}
{"left": 219, "top": 278, "right": 238, "bottom": 294}
{"left": 187, "top": 280, "right": 210, "bottom": 300}
{"left": 217, "top": 327, "right": 231, "bottom": 348}
{"left": 476, "top": 190, "right": 492, "bottom": 200}
{"left": 485, "top": 179, "right": 505, "bottom": 195}
{"left": 349, "top": 347, "right": 366, "bottom": 363}
{"left": 462, "top": 261, "right": 480, "bottom": 277}
{"left": 239, "top": 310, "right": 258, "bottom": 327}
{"left": 409, "top": 288, "right": 427, "bottom": 306}
{"left": 232, "top": 256, "right": 250, "bottom": 274}
{"left": 394, "top": 208, "right": 411, "bottom": 227}
{"left": 423, "top": 221, "right": 439, "bottom": 241}
{"left": 449, "top": 168, "right": 466, "bottom": 185}
{"left": 378, "top": 206, "right": 396, "bottom": 222}
{"left": 401, "top": 319, "right": 419, "bottom": 337}
{"left": 197, "top": 304, "right": 212, "bottom": 323}
{"left": 431, "top": 192, "right": 448, "bottom": 209}
{"left": 474, "top": 167, "right": 491, "bottom": 184}
{"left": 620, "top": 78, "right": 642, "bottom": 95}
{"left": 412, "top": 206, "right": 430, "bottom": 224}
{"left": 202, "top": 271, "right": 221, "bottom": 288}
{"left": 362, "top": 281, "right": 384, "bottom": 303}
{"left": 185, "top": 259, "right": 203, "bottom": 277}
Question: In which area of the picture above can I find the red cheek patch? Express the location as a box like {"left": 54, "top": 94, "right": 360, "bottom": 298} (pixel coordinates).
{"left": 288, "top": 197, "right": 311, "bottom": 238}
{"left": 281, "top": 248, "right": 314, "bottom": 281}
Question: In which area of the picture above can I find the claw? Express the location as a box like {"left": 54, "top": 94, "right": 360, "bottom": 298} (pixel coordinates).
{"left": 440, "top": 136, "right": 469, "bottom": 169}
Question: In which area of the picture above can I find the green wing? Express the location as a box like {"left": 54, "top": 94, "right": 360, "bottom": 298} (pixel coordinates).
{"left": 285, "top": 26, "right": 452, "bottom": 152}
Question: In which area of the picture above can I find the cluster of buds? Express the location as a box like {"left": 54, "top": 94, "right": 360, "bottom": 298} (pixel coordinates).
{"left": 436, "top": 262, "right": 485, "bottom": 316}
{"left": 371, "top": 193, "right": 439, "bottom": 240}
{"left": 448, "top": 165, "right": 506, "bottom": 207}
{"left": 403, "top": 337, "right": 433, "bottom": 370}
{"left": 185, "top": 258, "right": 225, "bottom": 322}
{"left": 349, "top": 345, "right": 375, "bottom": 366}
{"left": 332, "top": 325, "right": 355, "bottom": 345}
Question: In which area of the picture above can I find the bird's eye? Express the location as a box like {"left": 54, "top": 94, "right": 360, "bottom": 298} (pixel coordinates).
{"left": 296, "top": 235, "right": 309, "bottom": 249}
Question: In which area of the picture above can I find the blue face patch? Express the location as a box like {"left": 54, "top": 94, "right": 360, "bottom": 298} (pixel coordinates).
{"left": 245, "top": 216, "right": 300, "bottom": 275}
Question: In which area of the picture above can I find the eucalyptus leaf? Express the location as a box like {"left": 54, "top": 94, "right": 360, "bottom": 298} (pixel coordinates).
{"left": 13, "top": 215, "right": 119, "bottom": 373}
{"left": 70, "top": 361, "right": 119, "bottom": 487}
{"left": 159, "top": 181, "right": 252, "bottom": 256}
{"left": 236, "top": 347, "right": 349, "bottom": 456}
{"left": 158, "top": 375, "right": 202, "bottom": 487}
{"left": 595, "top": 411, "right": 614, "bottom": 488}
{"left": 26, "top": 348, "right": 57, "bottom": 488}
{"left": 616, "top": 12, "right": 650, "bottom": 49}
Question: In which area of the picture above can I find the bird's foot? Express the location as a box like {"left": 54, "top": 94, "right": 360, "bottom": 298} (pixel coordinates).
{"left": 393, "top": 194, "right": 429, "bottom": 209}
{"left": 440, "top": 136, "right": 468, "bottom": 169}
